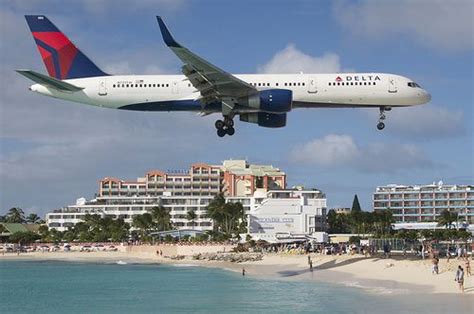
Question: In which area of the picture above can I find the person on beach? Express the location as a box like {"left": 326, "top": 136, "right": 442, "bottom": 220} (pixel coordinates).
{"left": 455, "top": 265, "right": 464, "bottom": 293}
{"left": 465, "top": 259, "right": 471, "bottom": 276}
{"left": 431, "top": 257, "right": 439, "bottom": 275}
{"left": 309, "top": 260, "right": 313, "bottom": 272}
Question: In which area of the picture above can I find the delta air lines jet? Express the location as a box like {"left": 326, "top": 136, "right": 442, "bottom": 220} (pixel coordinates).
{"left": 18, "top": 15, "right": 431, "bottom": 137}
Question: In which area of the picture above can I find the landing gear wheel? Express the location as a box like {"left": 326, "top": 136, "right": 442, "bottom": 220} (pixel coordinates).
{"left": 224, "top": 118, "right": 234, "bottom": 127}
{"left": 226, "top": 127, "right": 235, "bottom": 136}
{"left": 215, "top": 120, "right": 224, "bottom": 129}
{"left": 217, "top": 128, "right": 226, "bottom": 137}
{"left": 377, "top": 122, "right": 385, "bottom": 130}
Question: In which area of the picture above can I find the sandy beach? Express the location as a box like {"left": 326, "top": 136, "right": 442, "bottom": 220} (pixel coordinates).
{"left": 2, "top": 246, "right": 473, "bottom": 297}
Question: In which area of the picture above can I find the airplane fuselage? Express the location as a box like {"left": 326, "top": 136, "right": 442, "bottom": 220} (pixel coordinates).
{"left": 30, "top": 72, "right": 431, "bottom": 113}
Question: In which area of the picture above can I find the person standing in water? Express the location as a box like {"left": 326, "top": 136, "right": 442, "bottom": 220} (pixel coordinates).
{"left": 242, "top": 268, "right": 246, "bottom": 277}
{"left": 455, "top": 265, "right": 464, "bottom": 293}
{"left": 465, "top": 259, "right": 471, "bottom": 277}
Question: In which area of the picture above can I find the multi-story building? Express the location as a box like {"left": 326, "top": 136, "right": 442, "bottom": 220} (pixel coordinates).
{"left": 221, "top": 160, "right": 286, "bottom": 197}
{"left": 373, "top": 182, "right": 474, "bottom": 224}
{"left": 228, "top": 188, "right": 327, "bottom": 243}
{"left": 46, "top": 160, "right": 287, "bottom": 231}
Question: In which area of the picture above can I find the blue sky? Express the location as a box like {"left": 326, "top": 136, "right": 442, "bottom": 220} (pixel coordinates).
{"left": 0, "top": 0, "right": 473, "bottom": 217}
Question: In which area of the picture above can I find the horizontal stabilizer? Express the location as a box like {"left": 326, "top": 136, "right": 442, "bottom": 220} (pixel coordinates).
{"left": 16, "top": 69, "right": 84, "bottom": 92}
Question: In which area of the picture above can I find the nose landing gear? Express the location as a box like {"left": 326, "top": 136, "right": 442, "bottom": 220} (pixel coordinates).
{"left": 377, "top": 106, "right": 391, "bottom": 130}
{"left": 215, "top": 116, "right": 235, "bottom": 137}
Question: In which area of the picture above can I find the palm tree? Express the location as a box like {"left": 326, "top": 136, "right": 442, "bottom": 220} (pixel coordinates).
{"left": 132, "top": 213, "right": 154, "bottom": 237}
{"left": 5, "top": 207, "right": 25, "bottom": 223}
{"left": 149, "top": 206, "right": 172, "bottom": 231}
{"left": 26, "top": 213, "right": 41, "bottom": 224}
{"left": 186, "top": 209, "right": 197, "bottom": 230}
{"left": 206, "top": 193, "right": 226, "bottom": 232}
{"left": 437, "top": 209, "right": 458, "bottom": 229}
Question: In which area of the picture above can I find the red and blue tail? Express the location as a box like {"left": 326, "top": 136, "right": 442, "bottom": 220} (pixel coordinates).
{"left": 25, "top": 15, "right": 108, "bottom": 80}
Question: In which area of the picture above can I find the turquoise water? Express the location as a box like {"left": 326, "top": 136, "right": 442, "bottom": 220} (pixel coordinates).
{"left": 0, "top": 260, "right": 471, "bottom": 313}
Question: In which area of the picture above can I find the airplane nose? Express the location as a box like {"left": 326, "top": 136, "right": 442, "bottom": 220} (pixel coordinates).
{"left": 424, "top": 91, "right": 431, "bottom": 103}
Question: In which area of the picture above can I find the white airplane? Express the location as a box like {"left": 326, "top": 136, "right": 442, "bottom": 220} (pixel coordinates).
{"left": 18, "top": 15, "right": 431, "bottom": 137}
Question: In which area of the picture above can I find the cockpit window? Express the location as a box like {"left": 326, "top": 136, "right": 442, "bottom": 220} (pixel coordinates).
{"left": 408, "top": 82, "right": 421, "bottom": 88}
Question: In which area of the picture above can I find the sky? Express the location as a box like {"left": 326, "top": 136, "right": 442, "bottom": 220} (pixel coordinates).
{"left": 0, "top": 0, "right": 473, "bottom": 217}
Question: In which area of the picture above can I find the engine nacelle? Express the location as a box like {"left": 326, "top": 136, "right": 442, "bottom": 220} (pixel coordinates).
{"left": 243, "top": 89, "right": 293, "bottom": 113}
{"left": 240, "top": 112, "right": 287, "bottom": 128}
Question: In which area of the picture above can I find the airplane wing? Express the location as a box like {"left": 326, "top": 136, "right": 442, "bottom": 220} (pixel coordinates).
{"left": 156, "top": 17, "right": 256, "bottom": 115}
{"left": 16, "top": 69, "right": 84, "bottom": 92}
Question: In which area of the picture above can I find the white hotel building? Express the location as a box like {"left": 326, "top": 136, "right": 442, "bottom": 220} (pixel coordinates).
{"left": 373, "top": 182, "right": 474, "bottom": 225}
{"left": 228, "top": 188, "right": 327, "bottom": 242}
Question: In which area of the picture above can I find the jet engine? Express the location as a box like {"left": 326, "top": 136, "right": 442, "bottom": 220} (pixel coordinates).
{"left": 241, "top": 89, "right": 292, "bottom": 113}
{"left": 240, "top": 112, "right": 287, "bottom": 128}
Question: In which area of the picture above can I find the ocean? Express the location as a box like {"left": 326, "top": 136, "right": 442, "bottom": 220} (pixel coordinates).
{"left": 0, "top": 260, "right": 471, "bottom": 313}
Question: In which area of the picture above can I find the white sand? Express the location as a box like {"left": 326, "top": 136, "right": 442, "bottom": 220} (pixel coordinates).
{"left": 2, "top": 247, "right": 473, "bottom": 296}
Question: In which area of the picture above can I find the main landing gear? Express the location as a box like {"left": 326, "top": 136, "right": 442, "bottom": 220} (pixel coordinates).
{"left": 377, "top": 106, "right": 391, "bottom": 130}
{"left": 215, "top": 116, "right": 235, "bottom": 137}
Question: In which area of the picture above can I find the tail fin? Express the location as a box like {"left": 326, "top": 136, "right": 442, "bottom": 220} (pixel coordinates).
{"left": 25, "top": 15, "right": 108, "bottom": 80}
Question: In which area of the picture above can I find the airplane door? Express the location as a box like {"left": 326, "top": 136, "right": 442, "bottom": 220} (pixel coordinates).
{"left": 388, "top": 77, "right": 398, "bottom": 93}
{"left": 172, "top": 81, "right": 179, "bottom": 94}
{"left": 98, "top": 79, "right": 107, "bottom": 96}
{"left": 307, "top": 78, "right": 317, "bottom": 93}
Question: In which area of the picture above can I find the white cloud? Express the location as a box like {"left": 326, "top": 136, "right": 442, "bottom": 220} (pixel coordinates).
{"left": 257, "top": 44, "right": 344, "bottom": 74}
{"left": 291, "top": 134, "right": 358, "bottom": 166}
{"left": 333, "top": 0, "right": 474, "bottom": 52}
{"left": 290, "top": 134, "right": 432, "bottom": 173}
{"left": 388, "top": 105, "right": 465, "bottom": 138}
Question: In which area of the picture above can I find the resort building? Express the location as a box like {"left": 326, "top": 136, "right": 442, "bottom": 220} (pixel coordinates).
{"left": 228, "top": 188, "right": 327, "bottom": 243}
{"left": 221, "top": 160, "right": 286, "bottom": 197}
{"left": 46, "top": 160, "right": 287, "bottom": 232}
{"left": 373, "top": 182, "right": 474, "bottom": 225}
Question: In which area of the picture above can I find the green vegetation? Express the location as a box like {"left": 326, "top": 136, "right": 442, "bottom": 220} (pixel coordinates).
{"left": 186, "top": 209, "right": 197, "bottom": 229}
{"left": 436, "top": 209, "right": 458, "bottom": 229}
{"left": 206, "top": 193, "right": 246, "bottom": 239}
{"left": 326, "top": 208, "right": 393, "bottom": 236}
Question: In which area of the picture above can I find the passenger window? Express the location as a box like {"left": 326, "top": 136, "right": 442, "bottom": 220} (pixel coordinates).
{"left": 113, "top": 84, "right": 116, "bottom": 88}
{"left": 364, "top": 82, "right": 367, "bottom": 85}
{"left": 276, "top": 83, "right": 279, "bottom": 86}
{"left": 126, "top": 84, "right": 129, "bottom": 87}
{"left": 166, "top": 84, "right": 169, "bottom": 87}
{"left": 302, "top": 83, "right": 305, "bottom": 86}
{"left": 122, "top": 84, "right": 124, "bottom": 87}
{"left": 297, "top": 83, "right": 300, "bottom": 86}
{"left": 351, "top": 82, "right": 354, "bottom": 86}
{"left": 284, "top": 83, "right": 287, "bottom": 86}
{"left": 337, "top": 82, "right": 340, "bottom": 86}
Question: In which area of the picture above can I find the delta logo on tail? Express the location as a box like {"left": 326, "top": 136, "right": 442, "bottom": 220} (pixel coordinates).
{"left": 25, "top": 15, "right": 107, "bottom": 80}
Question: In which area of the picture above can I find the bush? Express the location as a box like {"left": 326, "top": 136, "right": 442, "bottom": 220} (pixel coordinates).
{"left": 349, "top": 236, "right": 361, "bottom": 244}
{"left": 9, "top": 231, "right": 40, "bottom": 244}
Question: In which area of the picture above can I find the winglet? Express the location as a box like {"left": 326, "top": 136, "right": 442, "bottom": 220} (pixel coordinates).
{"left": 156, "top": 16, "right": 181, "bottom": 48}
